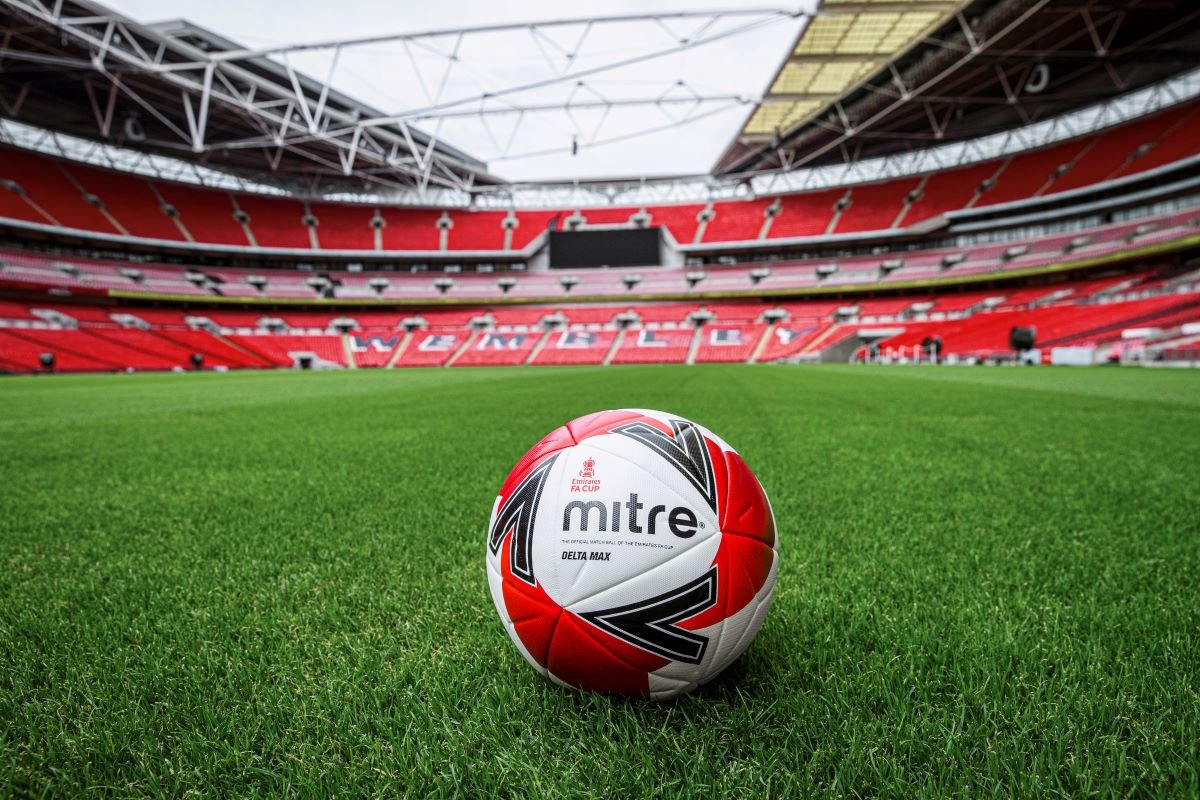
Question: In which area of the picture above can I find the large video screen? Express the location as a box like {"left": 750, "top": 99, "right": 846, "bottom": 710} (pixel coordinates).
{"left": 549, "top": 228, "right": 662, "bottom": 269}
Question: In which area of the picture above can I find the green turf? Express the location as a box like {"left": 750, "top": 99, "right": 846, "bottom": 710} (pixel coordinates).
{"left": 1, "top": 365, "right": 1198, "bottom": 798}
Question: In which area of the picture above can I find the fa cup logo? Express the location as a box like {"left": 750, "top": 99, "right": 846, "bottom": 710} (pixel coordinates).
{"left": 579, "top": 457, "right": 595, "bottom": 478}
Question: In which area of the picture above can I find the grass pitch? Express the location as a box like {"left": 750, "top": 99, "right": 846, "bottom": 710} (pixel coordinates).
{"left": 1, "top": 365, "right": 1198, "bottom": 798}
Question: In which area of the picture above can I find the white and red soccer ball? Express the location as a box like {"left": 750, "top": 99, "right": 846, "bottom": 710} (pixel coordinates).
{"left": 486, "top": 409, "right": 778, "bottom": 700}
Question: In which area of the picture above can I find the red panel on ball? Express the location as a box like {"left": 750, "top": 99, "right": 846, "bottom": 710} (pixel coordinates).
{"left": 720, "top": 451, "right": 776, "bottom": 548}
{"left": 566, "top": 409, "right": 646, "bottom": 443}
{"left": 500, "top": 545, "right": 563, "bottom": 668}
{"left": 546, "top": 612, "right": 656, "bottom": 697}
{"left": 684, "top": 535, "right": 774, "bottom": 630}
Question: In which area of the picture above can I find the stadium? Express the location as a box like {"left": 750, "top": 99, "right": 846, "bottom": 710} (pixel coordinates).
{"left": 1, "top": 0, "right": 1197, "bottom": 795}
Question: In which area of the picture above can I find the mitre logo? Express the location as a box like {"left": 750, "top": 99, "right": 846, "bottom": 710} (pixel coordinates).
{"left": 571, "top": 457, "right": 601, "bottom": 493}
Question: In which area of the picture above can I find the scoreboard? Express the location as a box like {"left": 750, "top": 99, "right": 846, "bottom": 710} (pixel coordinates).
{"left": 549, "top": 228, "right": 662, "bottom": 269}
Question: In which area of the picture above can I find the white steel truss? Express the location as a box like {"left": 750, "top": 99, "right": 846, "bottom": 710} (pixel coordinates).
{"left": 0, "top": 0, "right": 807, "bottom": 193}
{"left": 3, "top": 66, "right": 1196, "bottom": 211}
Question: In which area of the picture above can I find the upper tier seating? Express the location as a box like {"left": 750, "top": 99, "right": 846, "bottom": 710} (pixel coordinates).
{"left": 235, "top": 195, "right": 312, "bottom": 249}
{"left": 701, "top": 199, "right": 772, "bottom": 242}
{"left": 835, "top": 178, "right": 922, "bottom": 234}
{"left": 155, "top": 184, "right": 248, "bottom": 246}
{"left": 64, "top": 163, "right": 184, "bottom": 241}
{"left": 901, "top": 162, "right": 999, "bottom": 226}
{"left": 1, "top": 100, "right": 1198, "bottom": 252}
{"left": 767, "top": 189, "right": 843, "bottom": 239}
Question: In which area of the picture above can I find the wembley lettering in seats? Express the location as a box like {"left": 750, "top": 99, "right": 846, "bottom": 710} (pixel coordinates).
{"left": 350, "top": 334, "right": 399, "bottom": 352}
{"left": 417, "top": 334, "right": 457, "bottom": 351}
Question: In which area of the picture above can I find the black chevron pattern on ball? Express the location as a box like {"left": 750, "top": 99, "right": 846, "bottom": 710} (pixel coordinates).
{"left": 611, "top": 418, "right": 718, "bottom": 513}
{"left": 579, "top": 567, "right": 718, "bottom": 664}
{"left": 488, "top": 452, "right": 559, "bottom": 585}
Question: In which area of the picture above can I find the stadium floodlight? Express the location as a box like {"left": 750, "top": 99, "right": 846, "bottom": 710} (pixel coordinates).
{"left": 34, "top": 309, "right": 78, "bottom": 329}
{"left": 118, "top": 267, "right": 144, "bottom": 283}
{"left": 257, "top": 316, "right": 287, "bottom": 332}
{"left": 687, "top": 308, "right": 716, "bottom": 325}
{"left": 622, "top": 274, "right": 644, "bottom": 291}
{"left": 559, "top": 276, "right": 580, "bottom": 293}
{"left": 941, "top": 253, "right": 967, "bottom": 269}
{"left": 1066, "top": 235, "right": 1095, "bottom": 252}
{"left": 368, "top": 276, "right": 391, "bottom": 295}
{"left": 540, "top": 312, "right": 568, "bottom": 329}
{"left": 815, "top": 263, "right": 838, "bottom": 279}
{"left": 111, "top": 313, "right": 149, "bottom": 330}
{"left": 330, "top": 317, "right": 359, "bottom": 333}
{"left": 614, "top": 310, "right": 641, "bottom": 328}
{"left": 749, "top": 267, "right": 772, "bottom": 285}
{"left": 433, "top": 276, "right": 455, "bottom": 294}
{"left": 245, "top": 275, "right": 269, "bottom": 290}
{"left": 1003, "top": 245, "right": 1029, "bottom": 261}
{"left": 1127, "top": 223, "right": 1160, "bottom": 242}
{"left": 908, "top": 301, "right": 935, "bottom": 317}
{"left": 760, "top": 307, "right": 789, "bottom": 322}
{"left": 685, "top": 271, "right": 707, "bottom": 289}
{"left": 879, "top": 258, "right": 905, "bottom": 275}
{"left": 497, "top": 277, "right": 518, "bottom": 294}
{"left": 184, "top": 315, "right": 218, "bottom": 331}
{"left": 400, "top": 316, "right": 427, "bottom": 331}
{"left": 184, "top": 270, "right": 208, "bottom": 286}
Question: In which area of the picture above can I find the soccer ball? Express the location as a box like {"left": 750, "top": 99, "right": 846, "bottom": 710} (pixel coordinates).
{"left": 486, "top": 409, "right": 778, "bottom": 700}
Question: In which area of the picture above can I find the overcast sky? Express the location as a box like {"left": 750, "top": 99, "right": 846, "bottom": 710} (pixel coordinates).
{"left": 101, "top": 0, "right": 811, "bottom": 182}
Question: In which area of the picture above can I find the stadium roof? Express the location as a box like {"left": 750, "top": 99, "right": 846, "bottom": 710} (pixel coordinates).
{"left": 0, "top": 0, "right": 499, "bottom": 194}
{"left": 1, "top": 0, "right": 1199, "bottom": 200}
{"left": 738, "top": 0, "right": 960, "bottom": 141}
{"left": 719, "top": 0, "right": 1200, "bottom": 174}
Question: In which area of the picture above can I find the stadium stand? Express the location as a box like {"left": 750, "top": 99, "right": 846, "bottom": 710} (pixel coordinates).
{"left": 64, "top": 163, "right": 184, "bottom": 241}
{"left": 2, "top": 99, "right": 1199, "bottom": 254}
{"left": 609, "top": 327, "right": 694, "bottom": 364}
{"left": 393, "top": 328, "right": 469, "bottom": 367}
{"left": 530, "top": 328, "right": 620, "bottom": 365}
{"left": 2, "top": 260, "right": 1198, "bottom": 373}
{"left": 453, "top": 329, "right": 543, "bottom": 367}
{"left": 154, "top": 184, "right": 248, "bottom": 246}
{"left": 225, "top": 334, "right": 348, "bottom": 367}
{"left": 693, "top": 323, "right": 767, "bottom": 363}
{"left": 235, "top": 194, "right": 313, "bottom": 250}
{"left": 699, "top": 198, "right": 771, "bottom": 242}
{"left": 835, "top": 178, "right": 921, "bottom": 233}
{"left": 767, "top": 190, "right": 843, "bottom": 239}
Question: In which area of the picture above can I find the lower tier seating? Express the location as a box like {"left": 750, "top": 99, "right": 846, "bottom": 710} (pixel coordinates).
{"left": 2, "top": 269, "right": 1197, "bottom": 372}
{"left": 608, "top": 327, "right": 693, "bottom": 365}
